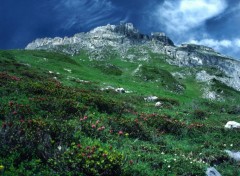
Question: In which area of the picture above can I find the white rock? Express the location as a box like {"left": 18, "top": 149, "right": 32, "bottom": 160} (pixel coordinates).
{"left": 155, "top": 102, "right": 162, "bottom": 107}
{"left": 224, "top": 121, "right": 240, "bottom": 129}
{"left": 115, "top": 88, "right": 125, "bottom": 93}
{"left": 225, "top": 150, "right": 240, "bottom": 162}
{"left": 206, "top": 167, "right": 221, "bottom": 176}
{"left": 144, "top": 96, "right": 158, "bottom": 102}
{"left": 57, "top": 146, "right": 62, "bottom": 151}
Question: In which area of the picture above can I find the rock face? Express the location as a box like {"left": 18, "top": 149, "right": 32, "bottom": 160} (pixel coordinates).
{"left": 25, "top": 22, "right": 240, "bottom": 91}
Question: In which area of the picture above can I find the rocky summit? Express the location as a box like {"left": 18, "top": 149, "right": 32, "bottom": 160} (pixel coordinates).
{"left": 26, "top": 22, "right": 240, "bottom": 91}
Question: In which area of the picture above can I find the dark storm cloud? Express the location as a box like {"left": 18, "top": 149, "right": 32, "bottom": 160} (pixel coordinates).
{"left": 0, "top": 0, "right": 239, "bottom": 59}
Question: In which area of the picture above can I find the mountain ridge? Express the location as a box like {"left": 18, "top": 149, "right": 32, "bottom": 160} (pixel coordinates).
{"left": 26, "top": 22, "right": 240, "bottom": 91}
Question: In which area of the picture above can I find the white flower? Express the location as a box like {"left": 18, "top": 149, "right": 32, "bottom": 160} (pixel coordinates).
{"left": 161, "top": 152, "right": 165, "bottom": 155}
{"left": 58, "top": 146, "right": 62, "bottom": 151}
{"left": 168, "top": 165, "right": 171, "bottom": 168}
{"left": 230, "top": 144, "right": 233, "bottom": 147}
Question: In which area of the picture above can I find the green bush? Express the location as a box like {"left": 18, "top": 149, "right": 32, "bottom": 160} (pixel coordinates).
{"left": 48, "top": 143, "right": 123, "bottom": 175}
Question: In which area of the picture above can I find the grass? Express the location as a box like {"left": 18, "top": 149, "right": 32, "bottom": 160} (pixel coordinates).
{"left": 0, "top": 49, "right": 240, "bottom": 175}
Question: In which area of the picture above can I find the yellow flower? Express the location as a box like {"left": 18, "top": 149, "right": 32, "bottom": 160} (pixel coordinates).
{"left": 0, "top": 165, "right": 4, "bottom": 171}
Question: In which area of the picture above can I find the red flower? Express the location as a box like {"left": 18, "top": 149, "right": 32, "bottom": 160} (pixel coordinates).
{"left": 118, "top": 131, "right": 123, "bottom": 135}
{"left": 12, "top": 111, "right": 17, "bottom": 115}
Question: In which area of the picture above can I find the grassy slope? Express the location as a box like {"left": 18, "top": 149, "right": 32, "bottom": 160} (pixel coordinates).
{"left": 0, "top": 49, "right": 240, "bottom": 175}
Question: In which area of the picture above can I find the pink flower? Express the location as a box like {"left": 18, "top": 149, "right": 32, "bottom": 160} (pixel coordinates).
{"left": 96, "top": 120, "right": 100, "bottom": 124}
{"left": 83, "top": 116, "right": 88, "bottom": 120}
{"left": 101, "top": 126, "right": 105, "bottom": 130}
{"left": 92, "top": 124, "right": 96, "bottom": 128}
{"left": 12, "top": 111, "right": 17, "bottom": 115}
{"left": 118, "top": 131, "right": 123, "bottom": 135}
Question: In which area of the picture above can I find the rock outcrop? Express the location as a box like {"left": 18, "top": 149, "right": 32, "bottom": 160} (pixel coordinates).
{"left": 206, "top": 167, "right": 222, "bottom": 176}
{"left": 25, "top": 22, "right": 240, "bottom": 91}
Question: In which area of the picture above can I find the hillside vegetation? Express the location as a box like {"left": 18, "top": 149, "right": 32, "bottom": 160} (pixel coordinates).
{"left": 0, "top": 50, "right": 240, "bottom": 175}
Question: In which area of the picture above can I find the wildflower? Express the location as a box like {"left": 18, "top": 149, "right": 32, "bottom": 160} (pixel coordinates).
{"left": 118, "top": 130, "right": 123, "bottom": 135}
{"left": 168, "top": 165, "right": 171, "bottom": 168}
{"left": 129, "top": 160, "right": 134, "bottom": 165}
{"left": 12, "top": 111, "right": 17, "bottom": 115}
{"left": 101, "top": 126, "right": 105, "bottom": 130}
{"left": 125, "top": 133, "right": 129, "bottom": 137}
{"left": 91, "top": 124, "right": 96, "bottom": 128}
{"left": 57, "top": 146, "right": 62, "bottom": 151}
{"left": 96, "top": 120, "right": 100, "bottom": 124}
{"left": 77, "top": 144, "right": 81, "bottom": 148}
{"left": 0, "top": 165, "right": 4, "bottom": 171}
{"left": 83, "top": 116, "right": 88, "bottom": 120}
{"left": 230, "top": 144, "right": 233, "bottom": 147}
{"left": 161, "top": 152, "right": 165, "bottom": 155}
{"left": 102, "top": 153, "right": 107, "bottom": 158}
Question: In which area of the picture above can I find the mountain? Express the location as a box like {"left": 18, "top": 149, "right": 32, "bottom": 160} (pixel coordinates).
{"left": 0, "top": 22, "right": 240, "bottom": 175}
{"left": 26, "top": 22, "right": 240, "bottom": 91}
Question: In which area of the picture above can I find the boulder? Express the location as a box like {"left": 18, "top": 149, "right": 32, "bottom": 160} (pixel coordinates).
{"left": 206, "top": 167, "right": 221, "bottom": 176}
{"left": 225, "top": 150, "right": 240, "bottom": 162}
{"left": 224, "top": 121, "right": 240, "bottom": 129}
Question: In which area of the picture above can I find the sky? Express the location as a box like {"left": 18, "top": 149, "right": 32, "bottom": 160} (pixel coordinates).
{"left": 0, "top": 0, "right": 240, "bottom": 59}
